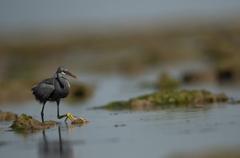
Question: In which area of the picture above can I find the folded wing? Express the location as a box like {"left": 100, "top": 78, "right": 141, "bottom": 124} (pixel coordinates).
{"left": 32, "top": 78, "right": 55, "bottom": 103}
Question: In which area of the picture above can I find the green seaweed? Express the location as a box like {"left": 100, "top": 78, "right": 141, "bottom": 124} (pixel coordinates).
{"left": 101, "top": 90, "right": 228, "bottom": 110}
{"left": 10, "top": 114, "right": 56, "bottom": 133}
{"left": 101, "top": 101, "right": 130, "bottom": 110}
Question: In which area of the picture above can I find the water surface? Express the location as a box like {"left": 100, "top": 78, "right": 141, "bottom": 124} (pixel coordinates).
{"left": 1, "top": 72, "right": 240, "bottom": 158}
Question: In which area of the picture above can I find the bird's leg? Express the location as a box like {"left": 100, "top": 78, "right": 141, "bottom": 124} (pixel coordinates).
{"left": 41, "top": 102, "right": 46, "bottom": 123}
{"left": 56, "top": 100, "right": 87, "bottom": 123}
{"left": 57, "top": 100, "right": 67, "bottom": 120}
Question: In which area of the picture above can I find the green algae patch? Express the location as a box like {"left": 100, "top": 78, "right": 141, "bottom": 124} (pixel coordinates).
{"left": 101, "top": 101, "right": 131, "bottom": 111}
{"left": 10, "top": 114, "right": 57, "bottom": 133}
{"left": 0, "top": 111, "right": 17, "bottom": 121}
{"left": 101, "top": 90, "right": 228, "bottom": 110}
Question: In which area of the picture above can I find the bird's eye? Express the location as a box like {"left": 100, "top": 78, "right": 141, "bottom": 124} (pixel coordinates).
{"left": 61, "top": 71, "right": 66, "bottom": 75}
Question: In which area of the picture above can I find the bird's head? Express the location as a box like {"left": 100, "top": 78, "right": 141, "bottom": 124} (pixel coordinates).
{"left": 56, "top": 66, "right": 77, "bottom": 79}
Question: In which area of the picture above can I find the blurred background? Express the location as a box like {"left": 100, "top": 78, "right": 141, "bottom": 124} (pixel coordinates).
{"left": 1, "top": 0, "right": 240, "bottom": 102}
{"left": 1, "top": 1, "right": 240, "bottom": 158}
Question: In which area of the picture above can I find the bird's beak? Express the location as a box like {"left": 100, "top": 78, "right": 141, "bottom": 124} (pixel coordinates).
{"left": 64, "top": 70, "right": 77, "bottom": 78}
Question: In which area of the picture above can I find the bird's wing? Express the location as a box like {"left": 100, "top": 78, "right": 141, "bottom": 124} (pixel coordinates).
{"left": 32, "top": 78, "right": 55, "bottom": 102}
{"left": 40, "top": 78, "right": 54, "bottom": 85}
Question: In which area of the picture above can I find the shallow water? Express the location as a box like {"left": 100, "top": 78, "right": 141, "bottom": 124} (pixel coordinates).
{"left": 1, "top": 72, "right": 240, "bottom": 158}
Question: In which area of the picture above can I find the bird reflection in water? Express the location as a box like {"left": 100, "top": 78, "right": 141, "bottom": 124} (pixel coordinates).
{"left": 38, "top": 126, "right": 74, "bottom": 158}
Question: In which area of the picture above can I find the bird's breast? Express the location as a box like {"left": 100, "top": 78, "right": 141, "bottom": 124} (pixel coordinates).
{"left": 53, "top": 78, "right": 70, "bottom": 98}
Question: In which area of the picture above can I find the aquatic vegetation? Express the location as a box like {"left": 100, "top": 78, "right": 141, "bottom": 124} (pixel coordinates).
{"left": 71, "top": 117, "right": 89, "bottom": 125}
{"left": 215, "top": 57, "right": 240, "bottom": 83}
{"left": 0, "top": 111, "right": 17, "bottom": 121}
{"left": 182, "top": 70, "right": 216, "bottom": 84}
{"left": 101, "top": 90, "right": 228, "bottom": 110}
{"left": 0, "top": 23, "right": 240, "bottom": 105}
{"left": 101, "top": 101, "right": 131, "bottom": 111}
{"left": 10, "top": 114, "right": 56, "bottom": 133}
{"left": 68, "top": 82, "right": 93, "bottom": 102}
{"left": 65, "top": 112, "right": 89, "bottom": 125}
{"left": 8, "top": 112, "right": 88, "bottom": 133}
{"left": 169, "top": 146, "right": 240, "bottom": 158}
{"left": 182, "top": 60, "right": 240, "bottom": 84}
{"left": 157, "top": 73, "right": 180, "bottom": 90}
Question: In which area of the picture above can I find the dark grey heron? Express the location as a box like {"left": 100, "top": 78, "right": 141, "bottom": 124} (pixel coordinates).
{"left": 32, "top": 66, "right": 77, "bottom": 123}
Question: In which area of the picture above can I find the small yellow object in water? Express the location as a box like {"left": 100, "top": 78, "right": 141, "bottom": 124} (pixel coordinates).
{"left": 66, "top": 112, "right": 76, "bottom": 121}
{"left": 66, "top": 112, "right": 89, "bottom": 124}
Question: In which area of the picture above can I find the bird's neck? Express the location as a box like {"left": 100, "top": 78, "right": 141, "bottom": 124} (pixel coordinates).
{"left": 56, "top": 73, "right": 64, "bottom": 88}
{"left": 55, "top": 73, "right": 70, "bottom": 88}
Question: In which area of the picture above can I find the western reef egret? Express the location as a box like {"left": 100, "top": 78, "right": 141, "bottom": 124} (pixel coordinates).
{"left": 32, "top": 66, "right": 77, "bottom": 123}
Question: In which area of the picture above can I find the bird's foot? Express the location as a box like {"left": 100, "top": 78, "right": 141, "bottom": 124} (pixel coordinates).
{"left": 65, "top": 112, "right": 88, "bottom": 124}
{"left": 66, "top": 112, "right": 76, "bottom": 121}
